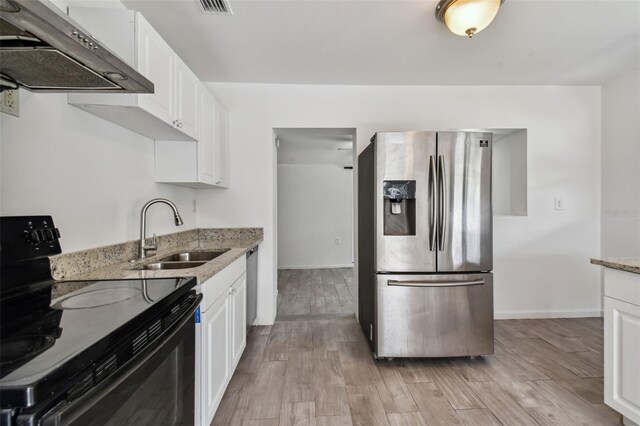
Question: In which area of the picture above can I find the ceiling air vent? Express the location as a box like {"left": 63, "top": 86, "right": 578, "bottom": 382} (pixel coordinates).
{"left": 197, "top": 0, "right": 233, "bottom": 15}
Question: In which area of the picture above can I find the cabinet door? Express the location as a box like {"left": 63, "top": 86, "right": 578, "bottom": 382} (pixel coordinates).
{"left": 136, "top": 13, "right": 175, "bottom": 125}
{"left": 230, "top": 274, "right": 247, "bottom": 371}
{"left": 198, "top": 89, "right": 216, "bottom": 185}
{"left": 175, "top": 59, "right": 199, "bottom": 139}
{"left": 214, "top": 102, "right": 230, "bottom": 187}
{"left": 201, "top": 295, "right": 230, "bottom": 426}
{"left": 605, "top": 296, "right": 640, "bottom": 424}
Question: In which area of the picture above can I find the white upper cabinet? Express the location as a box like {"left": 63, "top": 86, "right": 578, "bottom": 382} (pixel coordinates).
{"left": 214, "top": 100, "right": 230, "bottom": 187}
{"left": 135, "top": 14, "right": 175, "bottom": 125}
{"left": 155, "top": 84, "right": 229, "bottom": 188}
{"left": 175, "top": 58, "right": 199, "bottom": 140}
{"left": 198, "top": 88, "right": 216, "bottom": 185}
{"left": 67, "top": 8, "right": 194, "bottom": 141}
{"left": 67, "top": 7, "right": 230, "bottom": 188}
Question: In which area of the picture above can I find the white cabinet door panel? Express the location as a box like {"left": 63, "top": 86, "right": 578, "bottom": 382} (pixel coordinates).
{"left": 202, "top": 295, "right": 230, "bottom": 426}
{"left": 136, "top": 13, "right": 175, "bottom": 125}
{"left": 175, "top": 59, "right": 199, "bottom": 139}
{"left": 230, "top": 273, "right": 247, "bottom": 371}
{"left": 198, "top": 90, "right": 216, "bottom": 185}
{"left": 214, "top": 102, "right": 230, "bottom": 187}
{"left": 605, "top": 296, "right": 640, "bottom": 425}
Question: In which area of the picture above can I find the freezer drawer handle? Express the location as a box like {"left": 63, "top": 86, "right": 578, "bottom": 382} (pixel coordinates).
{"left": 387, "top": 279, "right": 484, "bottom": 287}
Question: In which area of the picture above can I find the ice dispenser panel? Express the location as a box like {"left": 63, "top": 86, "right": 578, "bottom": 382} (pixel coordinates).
{"left": 383, "top": 180, "right": 416, "bottom": 236}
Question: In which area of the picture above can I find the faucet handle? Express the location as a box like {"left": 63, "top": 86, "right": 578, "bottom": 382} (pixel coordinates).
{"left": 142, "top": 233, "right": 158, "bottom": 253}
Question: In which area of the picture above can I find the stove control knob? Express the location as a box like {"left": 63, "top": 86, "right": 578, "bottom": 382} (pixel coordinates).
{"left": 28, "top": 230, "right": 42, "bottom": 244}
{"left": 44, "top": 228, "right": 56, "bottom": 241}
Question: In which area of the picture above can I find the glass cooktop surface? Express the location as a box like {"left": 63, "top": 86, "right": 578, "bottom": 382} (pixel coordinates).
{"left": 0, "top": 277, "right": 194, "bottom": 385}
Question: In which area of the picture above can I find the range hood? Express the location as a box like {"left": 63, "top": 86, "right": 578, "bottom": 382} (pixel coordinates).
{"left": 0, "top": 0, "right": 153, "bottom": 93}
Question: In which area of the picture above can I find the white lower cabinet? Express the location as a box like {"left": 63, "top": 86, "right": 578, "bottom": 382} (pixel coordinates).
{"left": 201, "top": 293, "right": 230, "bottom": 425}
{"left": 604, "top": 268, "right": 640, "bottom": 425}
{"left": 196, "top": 256, "right": 248, "bottom": 426}
{"left": 230, "top": 275, "right": 247, "bottom": 370}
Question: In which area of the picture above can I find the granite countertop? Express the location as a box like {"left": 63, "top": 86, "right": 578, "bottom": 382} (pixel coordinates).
{"left": 590, "top": 257, "right": 640, "bottom": 274}
{"left": 50, "top": 228, "right": 263, "bottom": 288}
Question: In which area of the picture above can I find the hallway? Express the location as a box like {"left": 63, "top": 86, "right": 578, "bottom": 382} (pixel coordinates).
{"left": 277, "top": 268, "right": 356, "bottom": 320}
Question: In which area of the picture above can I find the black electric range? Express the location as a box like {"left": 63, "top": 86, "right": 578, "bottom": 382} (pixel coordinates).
{"left": 0, "top": 216, "right": 200, "bottom": 426}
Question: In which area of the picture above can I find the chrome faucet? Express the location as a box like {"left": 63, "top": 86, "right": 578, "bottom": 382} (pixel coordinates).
{"left": 139, "top": 198, "right": 184, "bottom": 260}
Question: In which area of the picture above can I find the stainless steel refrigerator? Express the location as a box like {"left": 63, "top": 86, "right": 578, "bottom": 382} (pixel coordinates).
{"left": 358, "top": 131, "right": 494, "bottom": 358}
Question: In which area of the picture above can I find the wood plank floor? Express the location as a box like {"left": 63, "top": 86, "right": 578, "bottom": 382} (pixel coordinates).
{"left": 276, "top": 269, "right": 356, "bottom": 320}
{"left": 212, "top": 316, "right": 619, "bottom": 426}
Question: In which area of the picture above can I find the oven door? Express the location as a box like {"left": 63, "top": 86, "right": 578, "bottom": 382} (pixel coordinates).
{"left": 40, "top": 297, "right": 200, "bottom": 426}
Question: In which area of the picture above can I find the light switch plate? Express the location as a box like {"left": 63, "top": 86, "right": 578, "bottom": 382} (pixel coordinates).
{"left": 1, "top": 89, "right": 20, "bottom": 117}
{"left": 554, "top": 197, "right": 564, "bottom": 211}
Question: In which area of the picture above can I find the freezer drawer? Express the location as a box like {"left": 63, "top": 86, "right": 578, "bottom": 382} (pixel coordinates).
{"left": 375, "top": 273, "right": 494, "bottom": 358}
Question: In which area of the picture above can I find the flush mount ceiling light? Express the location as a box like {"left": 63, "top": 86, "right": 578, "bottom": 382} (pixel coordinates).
{"left": 436, "top": 0, "right": 504, "bottom": 38}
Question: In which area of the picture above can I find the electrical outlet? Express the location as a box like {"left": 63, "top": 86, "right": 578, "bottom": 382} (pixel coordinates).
{"left": 192, "top": 199, "right": 197, "bottom": 213}
{"left": 554, "top": 197, "right": 564, "bottom": 211}
{"left": 1, "top": 89, "right": 20, "bottom": 117}
{"left": 335, "top": 237, "right": 341, "bottom": 244}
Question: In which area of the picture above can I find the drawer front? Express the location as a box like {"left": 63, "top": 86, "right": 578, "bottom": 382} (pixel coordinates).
{"left": 604, "top": 268, "right": 640, "bottom": 307}
{"left": 375, "top": 272, "right": 494, "bottom": 358}
{"left": 200, "top": 256, "right": 247, "bottom": 312}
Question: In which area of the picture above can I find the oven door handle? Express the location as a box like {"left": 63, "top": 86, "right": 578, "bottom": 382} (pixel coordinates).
{"left": 40, "top": 294, "right": 202, "bottom": 426}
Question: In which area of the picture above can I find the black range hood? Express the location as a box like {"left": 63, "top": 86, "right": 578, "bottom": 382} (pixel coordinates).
{"left": 0, "top": 0, "right": 153, "bottom": 93}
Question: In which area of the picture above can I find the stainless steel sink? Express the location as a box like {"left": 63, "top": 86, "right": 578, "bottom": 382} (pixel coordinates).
{"left": 158, "top": 250, "right": 229, "bottom": 262}
{"left": 134, "top": 261, "right": 207, "bottom": 271}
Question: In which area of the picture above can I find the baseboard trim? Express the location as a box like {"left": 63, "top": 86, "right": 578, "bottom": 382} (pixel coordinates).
{"left": 251, "top": 315, "right": 276, "bottom": 326}
{"left": 278, "top": 264, "right": 354, "bottom": 270}
{"left": 253, "top": 311, "right": 602, "bottom": 326}
{"left": 494, "top": 310, "right": 603, "bottom": 319}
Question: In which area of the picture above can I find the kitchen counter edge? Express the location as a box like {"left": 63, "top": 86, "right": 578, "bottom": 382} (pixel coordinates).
{"left": 591, "top": 257, "right": 640, "bottom": 275}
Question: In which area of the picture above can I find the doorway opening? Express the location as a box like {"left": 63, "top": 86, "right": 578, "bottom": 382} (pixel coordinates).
{"left": 274, "top": 128, "right": 356, "bottom": 320}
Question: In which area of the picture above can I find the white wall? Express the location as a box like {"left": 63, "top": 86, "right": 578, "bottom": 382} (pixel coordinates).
{"left": 0, "top": 91, "right": 197, "bottom": 253}
{"left": 0, "top": 0, "right": 196, "bottom": 252}
{"left": 601, "top": 69, "right": 640, "bottom": 257}
{"left": 493, "top": 129, "right": 527, "bottom": 216}
{"left": 199, "top": 83, "right": 601, "bottom": 324}
{"left": 277, "top": 164, "right": 353, "bottom": 269}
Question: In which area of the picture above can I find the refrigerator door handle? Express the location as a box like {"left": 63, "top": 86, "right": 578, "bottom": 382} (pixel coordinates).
{"left": 437, "top": 155, "right": 447, "bottom": 251}
{"left": 428, "top": 155, "right": 436, "bottom": 251}
{"left": 387, "top": 279, "right": 484, "bottom": 287}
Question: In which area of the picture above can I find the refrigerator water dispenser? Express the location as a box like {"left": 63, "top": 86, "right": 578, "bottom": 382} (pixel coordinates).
{"left": 383, "top": 180, "right": 416, "bottom": 235}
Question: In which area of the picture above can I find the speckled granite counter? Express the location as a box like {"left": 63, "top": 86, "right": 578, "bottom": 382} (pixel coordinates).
{"left": 591, "top": 257, "right": 640, "bottom": 274}
{"left": 49, "top": 228, "right": 263, "bottom": 293}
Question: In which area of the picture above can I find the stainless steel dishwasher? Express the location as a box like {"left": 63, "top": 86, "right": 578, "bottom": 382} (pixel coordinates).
{"left": 246, "top": 246, "right": 258, "bottom": 331}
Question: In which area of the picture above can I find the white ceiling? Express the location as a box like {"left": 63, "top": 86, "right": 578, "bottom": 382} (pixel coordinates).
{"left": 122, "top": 0, "right": 640, "bottom": 86}
{"left": 275, "top": 128, "right": 355, "bottom": 165}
